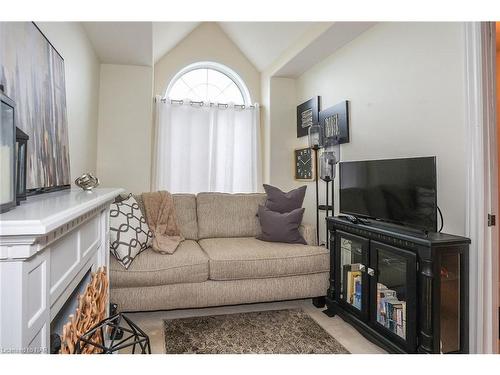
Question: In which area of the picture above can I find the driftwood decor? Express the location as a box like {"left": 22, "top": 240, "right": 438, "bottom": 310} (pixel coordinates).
{"left": 60, "top": 267, "right": 108, "bottom": 354}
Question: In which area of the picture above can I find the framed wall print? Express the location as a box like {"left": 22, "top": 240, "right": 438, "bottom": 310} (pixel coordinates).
{"left": 294, "top": 147, "right": 314, "bottom": 181}
{"left": 296, "top": 96, "right": 320, "bottom": 138}
{"left": 0, "top": 22, "right": 71, "bottom": 194}
{"left": 319, "top": 100, "right": 349, "bottom": 147}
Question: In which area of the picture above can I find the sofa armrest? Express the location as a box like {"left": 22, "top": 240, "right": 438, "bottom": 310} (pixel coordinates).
{"left": 299, "top": 224, "right": 317, "bottom": 246}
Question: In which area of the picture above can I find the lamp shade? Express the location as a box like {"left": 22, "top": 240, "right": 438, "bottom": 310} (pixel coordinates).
{"left": 320, "top": 150, "right": 338, "bottom": 181}
{"left": 308, "top": 123, "right": 323, "bottom": 149}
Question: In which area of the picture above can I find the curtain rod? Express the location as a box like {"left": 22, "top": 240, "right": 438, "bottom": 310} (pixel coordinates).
{"left": 155, "top": 97, "right": 257, "bottom": 109}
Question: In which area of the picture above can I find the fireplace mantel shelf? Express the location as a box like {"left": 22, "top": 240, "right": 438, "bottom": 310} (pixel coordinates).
{"left": 0, "top": 188, "right": 124, "bottom": 236}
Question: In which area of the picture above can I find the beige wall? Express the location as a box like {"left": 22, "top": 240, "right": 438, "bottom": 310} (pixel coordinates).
{"left": 269, "top": 22, "right": 467, "bottom": 236}
{"left": 96, "top": 64, "right": 153, "bottom": 193}
{"left": 154, "top": 22, "right": 260, "bottom": 102}
{"left": 36, "top": 22, "right": 100, "bottom": 182}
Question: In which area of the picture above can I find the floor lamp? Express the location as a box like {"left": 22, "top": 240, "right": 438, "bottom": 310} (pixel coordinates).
{"left": 309, "top": 125, "right": 340, "bottom": 247}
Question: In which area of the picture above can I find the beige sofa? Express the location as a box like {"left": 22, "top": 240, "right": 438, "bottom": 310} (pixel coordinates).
{"left": 110, "top": 192, "right": 329, "bottom": 312}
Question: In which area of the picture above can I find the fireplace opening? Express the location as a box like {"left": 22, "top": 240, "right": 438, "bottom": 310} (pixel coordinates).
{"left": 50, "top": 267, "right": 108, "bottom": 354}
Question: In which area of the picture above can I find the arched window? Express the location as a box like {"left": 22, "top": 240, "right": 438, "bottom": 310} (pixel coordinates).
{"left": 156, "top": 62, "right": 259, "bottom": 193}
{"left": 166, "top": 61, "right": 251, "bottom": 105}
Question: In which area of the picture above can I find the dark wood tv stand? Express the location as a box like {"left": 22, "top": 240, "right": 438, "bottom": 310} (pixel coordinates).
{"left": 325, "top": 216, "right": 470, "bottom": 353}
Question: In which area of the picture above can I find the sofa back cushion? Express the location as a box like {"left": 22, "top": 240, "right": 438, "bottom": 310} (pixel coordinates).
{"left": 172, "top": 194, "right": 198, "bottom": 240}
{"left": 119, "top": 193, "right": 199, "bottom": 240}
{"left": 197, "top": 192, "right": 266, "bottom": 239}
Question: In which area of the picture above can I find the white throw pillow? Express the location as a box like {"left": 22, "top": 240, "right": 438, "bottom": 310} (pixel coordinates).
{"left": 109, "top": 195, "right": 153, "bottom": 269}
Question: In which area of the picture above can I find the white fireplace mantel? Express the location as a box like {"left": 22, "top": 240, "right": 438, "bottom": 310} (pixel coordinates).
{"left": 0, "top": 188, "right": 123, "bottom": 353}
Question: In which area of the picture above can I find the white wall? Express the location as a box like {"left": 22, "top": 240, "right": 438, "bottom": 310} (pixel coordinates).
{"left": 96, "top": 64, "right": 153, "bottom": 193}
{"left": 270, "top": 22, "right": 467, "bottom": 236}
{"left": 36, "top": 22, "right": 100, "bottom": 181}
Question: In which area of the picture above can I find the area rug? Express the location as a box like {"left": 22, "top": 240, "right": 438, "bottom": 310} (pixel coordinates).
{"left": 163, "top": 309, "right": 350, "bottom": 354}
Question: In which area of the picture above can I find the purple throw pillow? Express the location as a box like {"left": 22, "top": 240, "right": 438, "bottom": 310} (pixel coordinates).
{"left": 256, "top": 205, "right": 306, "bottom": 245}
{"left": 263, "top": 184, "right": 307, "bottom": 213}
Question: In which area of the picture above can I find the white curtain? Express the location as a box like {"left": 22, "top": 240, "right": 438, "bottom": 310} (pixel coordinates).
{"left": 154, "top": 98, "right": 261, "bottom": 194}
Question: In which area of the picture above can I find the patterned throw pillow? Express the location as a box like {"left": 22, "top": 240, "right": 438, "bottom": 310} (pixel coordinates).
{"left": 109, "top": 195, "right": 153, "bottom": 269}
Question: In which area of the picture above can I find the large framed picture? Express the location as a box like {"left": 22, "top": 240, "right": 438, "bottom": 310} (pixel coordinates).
{"left": 319, "top": 100, "right": 349, "bottom": 146}
{"left": 296, "top": 96, "right": 320, "bottom": 138}
{"left": 0, "top": 22, "right": 71, "bottom": 193}
{"left": 294, "top": 147, "right": 314, "bottom": 181}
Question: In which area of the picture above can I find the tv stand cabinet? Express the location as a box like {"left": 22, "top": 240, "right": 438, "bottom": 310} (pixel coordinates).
{"left": 325, "top": 217, "right": 470, "bottom": 354}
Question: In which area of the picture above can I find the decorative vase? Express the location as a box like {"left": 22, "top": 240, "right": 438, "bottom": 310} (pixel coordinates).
{"left": 75, "top": 173, "right": 100, "bottom": 191}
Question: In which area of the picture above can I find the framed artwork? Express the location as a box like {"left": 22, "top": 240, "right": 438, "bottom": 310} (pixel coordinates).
{"left": 294, "top": 147, "right": 314, "bottom": 181}
{"left": 0, "top": 22, "right": 70, "bottom": 193}
{"left": 319, "top": 100, "right": 350, "bottom": 146}
{"left": 296, "top": 96, "right": 320, "bottom": 138}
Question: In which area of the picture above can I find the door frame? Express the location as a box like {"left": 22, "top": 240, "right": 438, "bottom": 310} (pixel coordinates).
{"left": 464, "top": 21, "right": 499, "bottom": 354}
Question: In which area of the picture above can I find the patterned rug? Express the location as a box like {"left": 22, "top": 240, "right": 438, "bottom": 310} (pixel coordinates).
{"left": 163, "top": 309, "right": 350, "bottom": 354}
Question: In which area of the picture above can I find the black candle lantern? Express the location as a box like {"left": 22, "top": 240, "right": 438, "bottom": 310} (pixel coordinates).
{"left": 16, "top": 127, "right": 28, "bottom": 204}
{"left": 320, "top": 146, "right": 339, "bottom": 248}
{"left": 1, "top": 87, "right": 16, "bottom": 214}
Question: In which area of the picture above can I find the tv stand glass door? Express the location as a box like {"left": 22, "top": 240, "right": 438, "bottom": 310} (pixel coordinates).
{"left": 369, "top": 241, "right": 418, "bottom": 352}
{"left": 334, "top": 230, "right": 370, "bottom": 321}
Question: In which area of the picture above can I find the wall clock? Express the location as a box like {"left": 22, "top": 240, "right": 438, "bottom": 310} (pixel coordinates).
{"left": 294, "top": 147, "right": 314, "bottom": 181}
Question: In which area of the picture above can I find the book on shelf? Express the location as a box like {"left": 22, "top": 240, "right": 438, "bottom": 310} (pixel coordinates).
{"left": 353, "top": 273, "right": 362, "bottom": 309}
{"left": 347, "top": 271, "right": 362, "bottom": 305}
{"left": 342, "top": 264, "right": 362, "bottom": 309}
{"left": 376, "top": 283, "right": 406, "bottom": 339}
{"left": 376, "top": 283, "right": 397, "bottom": 323}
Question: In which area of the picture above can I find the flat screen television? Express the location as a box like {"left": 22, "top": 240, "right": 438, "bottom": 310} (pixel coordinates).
{"left": 339, "top": 156, "right": 437, "bottom": 232}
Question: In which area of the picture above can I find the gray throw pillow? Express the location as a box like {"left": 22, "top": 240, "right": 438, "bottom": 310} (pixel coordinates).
{"left": 256, "top": 205, "right": 306, "bottom": 244}
{"left": 263, "top": 184, "right": 307, "bottom": 213}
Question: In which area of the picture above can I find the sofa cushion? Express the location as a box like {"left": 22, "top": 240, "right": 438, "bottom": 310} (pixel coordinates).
{"left": 197, "top": 192, "right": 266, "bottom": 239}
{"left": 118, "top": 193, "right": 198, "bottom": 240}
{"left": 110, "top": 240, "right": 209, "bottom": 288}
{"left": 172, "top": 194, "right": 198, "bottom": 240}
{"left": 198, "top": 237, "right": 329, "bottom": 281}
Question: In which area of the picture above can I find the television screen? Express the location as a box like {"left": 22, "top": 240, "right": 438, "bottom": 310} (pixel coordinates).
{"left": 339, "top": 157, "right": 437, "bottom": 231}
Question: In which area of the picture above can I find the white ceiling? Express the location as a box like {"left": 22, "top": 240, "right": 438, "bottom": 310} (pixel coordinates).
{"left": 82, "top": 22, "right": 153, "bottom": 66}
{"left": 152, "top": 22, "right": 200, "bottom": 63}
{"left": 275, "top": 22, "right": 376, "bottom": 77}
{"left": 217, "top": 22, "right": 319, "bottom": 71}
{"left": 81, "top": 22, "right": 373, "bottom": 74}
